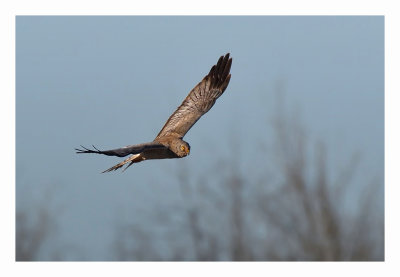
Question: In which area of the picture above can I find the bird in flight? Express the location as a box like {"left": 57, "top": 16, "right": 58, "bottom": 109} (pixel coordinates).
{"left": 76, "top": 53, "right": 232, "bottom": 173}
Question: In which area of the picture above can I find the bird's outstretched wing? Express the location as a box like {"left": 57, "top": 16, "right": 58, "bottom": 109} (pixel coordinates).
{"left": 75, "top": 142, "right": 167, "bottom": 157}
{"left": 155, "top": 53, "right": 232, "bottom": 140}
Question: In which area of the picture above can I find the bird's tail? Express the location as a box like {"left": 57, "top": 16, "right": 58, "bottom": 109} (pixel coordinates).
{"left": 102, "top": 154, "right": 143, "bottom": 173}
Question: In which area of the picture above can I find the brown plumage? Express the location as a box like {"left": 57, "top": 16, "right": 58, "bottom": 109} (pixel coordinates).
{"left": 76, "top": 53, "right": 232, "bottom": 172}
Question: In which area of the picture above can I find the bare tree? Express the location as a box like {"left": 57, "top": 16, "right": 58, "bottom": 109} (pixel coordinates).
{"left": 16, "top": 188, "right": 57, "bottom": 261}
{"left": 16, "top": 208, "right": 52, "bottom": 261}
{"left": 252, "top": 96, "right": 384, "bottom": 261}
{"left": 15, "top": 185, "right": 70, "bottom": 261}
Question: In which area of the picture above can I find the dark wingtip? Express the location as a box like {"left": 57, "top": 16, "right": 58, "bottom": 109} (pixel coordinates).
{"left": 75, "top": 145, "right": 87, "bottom": 153}
{"left": 222, "top": 53, "right": 230, "bottom": 59}
{"left": 223, "top": 53, "right": 231, "bottom": 64}
{"left": 209, "top": 53, "right": 232, "bottom": 87}
{"left": 75, "top": 145, "right": 102, "bottom": 154}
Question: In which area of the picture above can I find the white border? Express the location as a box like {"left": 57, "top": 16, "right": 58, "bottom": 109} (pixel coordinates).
{"left": 2, "top": 0, "right": 397, "bottom": 276}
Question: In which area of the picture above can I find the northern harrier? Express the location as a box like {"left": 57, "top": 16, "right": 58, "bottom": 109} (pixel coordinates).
{"left": 76, "top": 53, "right": 232, "bottom": 172}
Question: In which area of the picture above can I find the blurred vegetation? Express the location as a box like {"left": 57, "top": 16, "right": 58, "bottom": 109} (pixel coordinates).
{"left": 113, "top": 99, "right": 384, "bottom": 261}
{"left": 16, "top": 186, "right": 57, "bottom": 261}
{"left": 16, "top": 98, "right": 384, "bottom": 261}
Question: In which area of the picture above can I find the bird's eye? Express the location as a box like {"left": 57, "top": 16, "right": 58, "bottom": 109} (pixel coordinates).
{"left": 180, "top": 145, "right": 185, "bottom": 151}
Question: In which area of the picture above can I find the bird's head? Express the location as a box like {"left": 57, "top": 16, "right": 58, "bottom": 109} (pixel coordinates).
{"left": 171, "top": 139, "right": 190, "bottom": 157}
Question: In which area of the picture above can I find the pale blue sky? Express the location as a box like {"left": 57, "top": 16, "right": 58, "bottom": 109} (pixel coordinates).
{"left": 16, "top": 16, "right": 383, "bottom": 260}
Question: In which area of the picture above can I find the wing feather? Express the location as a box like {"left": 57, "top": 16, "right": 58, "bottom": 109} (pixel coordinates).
{"left": 155, "top": 53, "right": 232, "bottom": 139}
{"left": 75, "top": 142, "right": 167, "bottom": 157}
